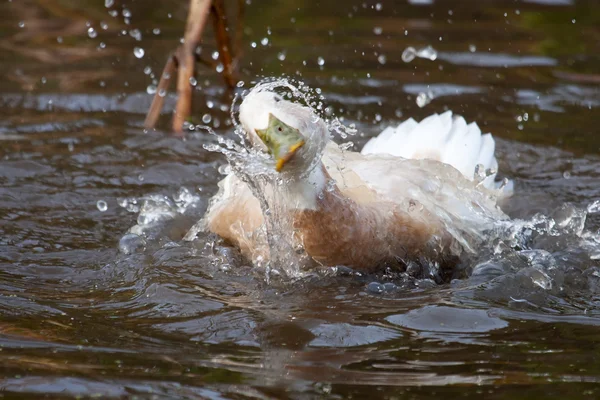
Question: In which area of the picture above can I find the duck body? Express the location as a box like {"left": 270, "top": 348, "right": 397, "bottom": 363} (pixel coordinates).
{"left": 190, "top": 85, "right": 512, "bottom": 273}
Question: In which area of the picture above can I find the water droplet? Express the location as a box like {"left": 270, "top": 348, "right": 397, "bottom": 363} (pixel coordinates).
{"left": 153, "top": 28, "right": 161, "bottom": 35}
{"left": 375, "top": 3, "right": 383, "bottom": 11}
{"left": 339, "top": 142, "right": 354, "bottom": 151}
{"left": 218, "top": 164, "right": 231, "bottom": 175}
{"left": 563, "top": 171, "right": 571, "bottom": 179}
{"left": 105, "top": 0, "right": 114, "bottom": 7}
{"left": 101, "top": 22, "right": 109, "bottom": 30}
{"left": 277, "top": 52, "right": 286, "bottom": 61}
{"left": 250, "top": 42, "right": 257, "bottom": 48}
{"left": 416, "top": 91, "right": 433, "bottom": 108}
{"left": 402, "top": 46, "right": 416, "bottom": 62}
{"left": 215, "top": 63, "right": 224, "bottom": 73}
{"left": 87, "top": 27, "right": 97, "bottom": 38}
{"left": 211, "top": 51, "right": 219, "bottom": 60}
{"left": 261, "top": 37, "right": 269, "bottom": 46}
{"left": 129, "top": 28, "right": 142, "bottom": 41}
{"left": 122, "top": 9, "right": 132, "bottom": 18}
{"left": 18, "top": 21, "right": 25, "bottom": 28}
{"left": 317, "top": 56, "right": 325, "bottom": 66}
{"left": 189, "top": 77, "right": 197, "bottom": 86}
{"left": 118, "top": 233, "right": 146, "bottom": 255}
{"left": 146, "top": 84, "right": 157, "bottom": 95}
{"left": 417, "top": 45, "right": 437, "bottom": 61}
{"left": 96, "top": 200, "right": 108, "bottom": 212}
{"left": 57, "top": 36, "right": 63, "bottom": 43}
{"left": 202, "top": 114, "right": 212, "bottom": 124}
{"left": 469, "top": 44, "right": 477, "bottom": 53}
{"left": 133, "top": 47, "right": 145, "bottom": 58}
{"left": 373, "top": 26, "right": 383, "bottom": 35}
{"left": 377, "top": 54, "right": 387, "bottom": 64}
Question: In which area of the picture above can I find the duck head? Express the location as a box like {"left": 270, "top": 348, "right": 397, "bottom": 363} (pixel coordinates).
{"left": 239, "top": 89, "right": 329, "bottom": 178}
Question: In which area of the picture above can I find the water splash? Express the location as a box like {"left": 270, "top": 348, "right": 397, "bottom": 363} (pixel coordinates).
{"left": 163, "top": 79, "right": 600, "bottom": 290}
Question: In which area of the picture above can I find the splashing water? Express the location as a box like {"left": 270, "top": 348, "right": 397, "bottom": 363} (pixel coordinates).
{"left": 191, "top": 79, "right": 353, "bottom": 279}
{"left": 123, "top": 79, "right": 600, "bottom": 291}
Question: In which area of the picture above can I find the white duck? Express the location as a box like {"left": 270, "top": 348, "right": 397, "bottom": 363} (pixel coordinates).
{"left": 187, "top": 84, "right": 512, "bottom": 274}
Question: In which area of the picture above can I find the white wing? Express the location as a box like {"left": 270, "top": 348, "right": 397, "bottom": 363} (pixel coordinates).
{"left": 361, "top": 111, "right": 512, "bottom": 194}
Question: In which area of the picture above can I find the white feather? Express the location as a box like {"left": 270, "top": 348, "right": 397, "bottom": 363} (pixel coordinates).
{"left": 361, "top": 111, "right": 511, "bottom": 194}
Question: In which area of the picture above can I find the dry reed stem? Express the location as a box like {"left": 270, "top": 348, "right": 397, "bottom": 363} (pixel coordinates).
{"left": 143, "top": 53, "right": 178, "bottom": 130}
{"left": 172, "top": 0, "right": 213, "bottom": 133}
{"left": 211, "top": 0, "right": 236, "bottom": 88}
{"left": 144, "top": 0, "right": 242, "bottom": 133}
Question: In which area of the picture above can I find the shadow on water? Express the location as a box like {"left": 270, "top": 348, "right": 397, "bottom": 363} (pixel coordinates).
{"left": 1, "top": 0, "right": 600, "bottom": 398}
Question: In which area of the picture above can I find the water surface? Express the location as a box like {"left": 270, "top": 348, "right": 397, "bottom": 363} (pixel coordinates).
{"left": 1, "top": 0, "right": 600, "bottom": 398}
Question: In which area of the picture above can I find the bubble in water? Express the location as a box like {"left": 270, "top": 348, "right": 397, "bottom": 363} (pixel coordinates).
{"left": 153, "top": 28, "right": 161, "bottom": 35}
{"left": 105, "top": 0, "right": 114, "bottom": 7}
{"left": 87, "top": 27, "right": 97, "bottom": 38}
{"left": 118, "top": 233, "right": 146, "bottom": 255}
{"left": 261, "top": 37, "right": 269, "bottom": 46}
{"left": 122, "top": 9, "right": 132, "bottom": 18}
{"left": 377, "top": 54, "right": 387, "bottom": 65}
{"left": 202, "top": 114, "right": 212, "bottom": 124}
{"left": 96, "top": 200, "right": 108, "bottom": 212}
{"left": 133, "top": 47, "right": 145, "bottom": 58}
{"left": 211, "top": 51, "right": 219, "bottom": 60}
{"left": 317, "top": 57, "right": 325, "bottom": 66}
{"left": 469, "top": 44, "right": 477, "bottom": 53}
{"left": 146, "top": 84, "right": 157, "bottom": 95}
{"left": 189, "top": 77, "right": 197, "bottom": 86}
{"left": 277, "top": 52, "right": 286, "bottom": 61}
{"left": 18, "top": 21, "right": 25, "bottom": 28}
{"left": 373, "top": 26, "right": 383, "bottom": 35}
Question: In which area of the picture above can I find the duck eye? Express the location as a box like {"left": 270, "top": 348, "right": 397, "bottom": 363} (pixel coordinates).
{"left": 278, "top": 127, "right": 282, "bottom": 132}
